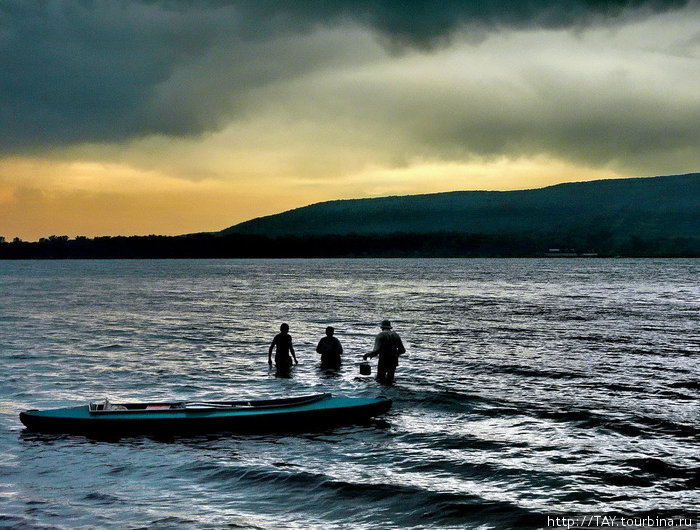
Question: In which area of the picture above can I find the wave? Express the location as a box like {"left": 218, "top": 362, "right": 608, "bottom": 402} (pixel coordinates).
{"left": 585, "top": 457, "right": 698, "bottom": 490}
{"left": 401, "top": 430, "right": 529, "bottom": 451}
{"left": 325, "top": 481, "right": 540, "bottom": 528}
{"left": 197, "top": 462, "right": 541, "bottom": 527}
{"left": 82, "top": 491, "right": 121, "bottom": 504}
{"left": 0, "top": 515, "right": 42, "bottom": 529}
{"left": 396, "top": 388, "right": 500, "bottom": 409}
{"left": 92, "top": 343, "right": 124, "bottom": 351}
{"left": 469, "top": 402, "right": 699, "bottom": 440}
{"left": 623, "top": 457, "right": 698, "bottom": 484}
{"left": 669, "top": 380, "right": 700, "bottom": 391}
{"left": 407, "top": 457, "right": 569, "bottom": 490}
{"left": 490, "top": 364, "right": 588, "bottom": 380}
{"left": 385, "top": 382, "right": 698, "bottom": 441}
{"left": 144, "top": 515, "right": 204, "bottom": 528}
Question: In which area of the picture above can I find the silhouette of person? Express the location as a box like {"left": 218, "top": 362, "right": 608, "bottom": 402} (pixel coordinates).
{"left": 316, "top": 326, "right": 343, "bottom": 369}
{"left": 363, "top": 319, "right": 406, "bottom": 384}
{"left": 268, "top": 323, "right": 298, "bottom": 375}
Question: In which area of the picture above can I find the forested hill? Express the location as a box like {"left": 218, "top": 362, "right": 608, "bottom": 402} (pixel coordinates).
{"left": 222, "top": 173, "right": 699, "bottom": 241}
{"left": 2, "top": 173, "right": 698, "bottom": 258}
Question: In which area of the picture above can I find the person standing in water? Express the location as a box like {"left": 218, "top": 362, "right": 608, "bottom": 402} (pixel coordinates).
{"left": 363, "top": 319, "right": 406, "bottom": 384}
{"left": 316, "top": 326, "right": 343, "bottom": 369}
{"left": 268, "top": 323, "right": 298, "bottom": 375}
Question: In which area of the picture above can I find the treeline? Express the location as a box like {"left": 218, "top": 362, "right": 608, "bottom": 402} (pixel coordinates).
{"left": 1, "top": 232, "right": 698, "bottom": 259}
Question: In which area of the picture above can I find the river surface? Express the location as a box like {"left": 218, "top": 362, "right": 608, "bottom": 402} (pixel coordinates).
{"left": 0, "top": 259, "right": 698, "bottom": 529}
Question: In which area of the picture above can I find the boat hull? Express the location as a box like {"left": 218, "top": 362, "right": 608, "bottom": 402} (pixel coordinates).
{"left": 19, "top": 395, "right": 392, "bottom": 435}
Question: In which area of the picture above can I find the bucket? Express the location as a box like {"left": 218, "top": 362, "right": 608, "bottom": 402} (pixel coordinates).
{"left": 359, "top": 362, "right": 371, "bottom": 375}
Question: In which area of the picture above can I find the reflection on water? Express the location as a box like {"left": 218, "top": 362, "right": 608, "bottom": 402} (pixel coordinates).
{"left": 1, "top": 258, "right": 698, "bottom": 528}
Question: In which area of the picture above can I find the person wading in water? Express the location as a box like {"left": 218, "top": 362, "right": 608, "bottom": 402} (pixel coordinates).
{"left": 316, "top": 326, "right": 343, "bottom": 370}
{"left": 268, "top": 323, "right": 298, "bottom": 376}
{"left": 363, "top": 319, "right": 406, "bottom": 384}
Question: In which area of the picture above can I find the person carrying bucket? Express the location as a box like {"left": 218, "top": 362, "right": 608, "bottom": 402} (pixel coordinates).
{"left": 363, "top": 319, "right": 406, "bottom": 384}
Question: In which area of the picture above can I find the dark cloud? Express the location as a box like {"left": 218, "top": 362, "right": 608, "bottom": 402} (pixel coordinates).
{"left": 313, "top": 0, "right": 691, "bottom": 47}
{"left": 0, "top": 1, "right": 232, "bottom": 150}
{"left": 237, "top": 0, "right": 692, "bottom": 47}
{"left": 0, "top": 0, "right": 693, "bottom": 152}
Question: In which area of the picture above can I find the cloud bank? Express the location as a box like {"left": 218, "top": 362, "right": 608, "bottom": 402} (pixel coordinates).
{"left": 1, "top": 1, "right": 696, "bottom": 153}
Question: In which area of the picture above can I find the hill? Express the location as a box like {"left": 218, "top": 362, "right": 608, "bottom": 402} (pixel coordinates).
{"left": 1, "top": 173, "right": 698, "bottom": 258}
{"left": 222, "top": 173, "right": 699, "bottom": 243}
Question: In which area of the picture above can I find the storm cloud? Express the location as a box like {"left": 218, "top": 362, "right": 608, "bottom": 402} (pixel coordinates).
{"left": 1, "top": 0, "right": 696, "bottom": 153}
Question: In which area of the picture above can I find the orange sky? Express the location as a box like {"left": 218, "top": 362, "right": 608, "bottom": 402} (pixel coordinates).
{"left": 0, "top": 155, "right": 626, "bottom": 241}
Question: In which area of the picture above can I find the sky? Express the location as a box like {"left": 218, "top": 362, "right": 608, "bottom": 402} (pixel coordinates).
{"left": 1, "top": 0, "right": 699, "bottom": 241}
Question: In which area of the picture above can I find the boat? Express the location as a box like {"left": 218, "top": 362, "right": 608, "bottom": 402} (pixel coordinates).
{"left": 19, "top": 393, "right": 392, "bottom": 435}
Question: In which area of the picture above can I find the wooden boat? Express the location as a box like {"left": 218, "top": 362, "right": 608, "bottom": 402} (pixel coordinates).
{"left": 19, "top": 393, "right": 392, "bottom": 434}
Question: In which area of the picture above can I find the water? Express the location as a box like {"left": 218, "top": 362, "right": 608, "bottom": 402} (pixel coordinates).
{"left": 0, "top": 259, "right": 698, "bottom": 529}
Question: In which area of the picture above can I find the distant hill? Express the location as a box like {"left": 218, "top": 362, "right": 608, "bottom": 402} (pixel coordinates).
{"left": 222, "top": 174, "right": 700, "bottom": 243}
{"left": 2, "top": 173, "right": 698, "bottom": 258}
